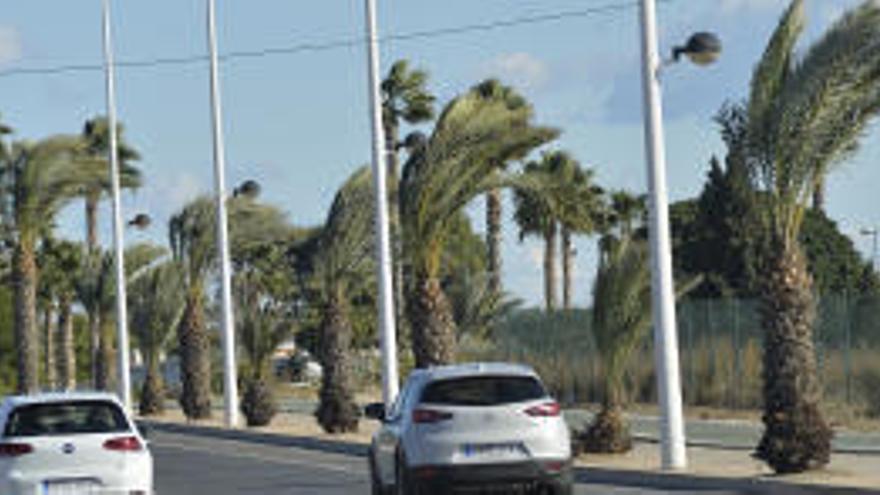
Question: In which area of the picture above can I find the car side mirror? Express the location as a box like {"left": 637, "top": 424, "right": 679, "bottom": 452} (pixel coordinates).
{"left": 135, "top": 421, "right": 152, "bottom": 440}
{"left": 364, "top": 402, "right": 386, "bottom": 422}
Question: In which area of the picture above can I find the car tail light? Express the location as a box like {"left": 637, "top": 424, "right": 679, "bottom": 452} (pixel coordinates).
{"left": 543, "top": 460, "right": 567, "bottom": 472}
{"left": 524, "top": 401, "right": 561, "bottom": 417}
{"left": 0, "top": 442, "right": 33, "bottom": 457}
{"left": 103, "top": 436, "right": 143, "bottom": 452}
{"left": 412, "top": 408, "right": 453, "bottom": 424}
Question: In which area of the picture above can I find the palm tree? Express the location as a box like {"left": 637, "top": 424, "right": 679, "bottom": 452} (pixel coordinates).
{"left": 80, "top": 117, "right": 142, "bottom": 251}
{"left": 474, "top": 80, "right": 560, "bottom": 299}
{"left": 381, "top": 60, "right": 436, "bottom": 343}
{"left": 546, "top": 152, "right": 605, "bottom": 310}
{"left": 43, "top": 240, "right": 82, "bottom": 391}
{"left": 236, "top": 272, "right": 292, "bottom": 427}
{"left": 129, "top": 260, "right": 184, "bottom": 416}
{"left": 313, "top": 168, "right": 374, "bottom": 433}
{"left": 513, "top": 156, "right": 559, "bottom": 312}
{"left": 577, "top": 235, "right": 698, "bottom": 453}
{"left": 740, "top": 0, "right": 880, "bottom": 473}
{"left": 78, "top": 243, "right": 166, "bottom": 391}
{"left": 1, "top": 136, "right": 105, "bottom": 393}
{"left": 170, "top": 195, "right": 290, "bottom": 420}
{"left": 79, "top": 117, "right": 141, "bottom": 385}
{"left": 400, "top": 83, "right": 557, "bottom": 367}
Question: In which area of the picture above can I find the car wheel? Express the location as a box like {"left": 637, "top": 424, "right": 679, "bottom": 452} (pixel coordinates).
{"left": 368, "top": 451, "right": 386, "bottom": 495}
{"left": 394, "top": 451, "right": 419, "bottom": 495}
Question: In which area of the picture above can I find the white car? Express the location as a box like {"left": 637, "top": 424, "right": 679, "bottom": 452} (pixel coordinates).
{"left": 0, "top": 392, "right": 153, "bottom": 495}
{"left": 366, "top": 363, "right": 572, "bottom": 495}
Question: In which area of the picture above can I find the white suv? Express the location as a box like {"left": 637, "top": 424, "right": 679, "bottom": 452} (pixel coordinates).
{"left": 0, "top": 392, "right": 153, "bottom": 495}
{"left": 366, "top": 363, "right": 572, "bottom": 495}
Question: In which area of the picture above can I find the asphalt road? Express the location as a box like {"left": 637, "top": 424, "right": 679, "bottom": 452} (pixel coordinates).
{"left": 151, "top": 429, "right": 748, "bottom": 495}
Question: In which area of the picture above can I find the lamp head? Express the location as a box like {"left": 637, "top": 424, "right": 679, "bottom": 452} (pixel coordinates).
{"left": 234, "top": 179, "right": 261, "bottom": 199}
{"left": 128, "top": 213, "right": 152, "bottom": 230}
{"left": 673, "top": 32, "right": 722, "bottom": 66}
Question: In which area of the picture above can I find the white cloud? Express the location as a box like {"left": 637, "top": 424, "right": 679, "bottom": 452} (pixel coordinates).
{"left": 483, "top": 52, "right": 549, "bottom": 90}
{"left": 0, "top": 26, "right": 22, "bottom": 66}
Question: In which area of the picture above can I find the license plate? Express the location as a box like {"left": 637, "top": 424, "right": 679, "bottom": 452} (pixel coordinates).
{"left": 461, "top": 442, "right": 524, "bottom": 458}
{"left": 43, "top": 480, "right": 101, "bottom": 495}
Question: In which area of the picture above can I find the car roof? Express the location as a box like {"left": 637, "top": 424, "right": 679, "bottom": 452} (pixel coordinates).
{"left": 1, "top": 391, "right": 124, "bottom": 410}
{"left": 411, "top": 362, "right": 539, "bottom": 383}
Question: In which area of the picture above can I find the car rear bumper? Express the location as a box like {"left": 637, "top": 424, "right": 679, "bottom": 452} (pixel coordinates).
{"left": 407, "top": 459, "right": 573, "bottom": 494}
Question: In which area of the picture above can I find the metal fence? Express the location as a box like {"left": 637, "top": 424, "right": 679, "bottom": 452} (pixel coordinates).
{"left": 468, "top": 295, "right": 880, "bottom": 417}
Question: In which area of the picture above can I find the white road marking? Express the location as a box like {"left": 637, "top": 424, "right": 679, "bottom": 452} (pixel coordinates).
{"left": 155, "top": 439, "right": 368, "bottom": 476}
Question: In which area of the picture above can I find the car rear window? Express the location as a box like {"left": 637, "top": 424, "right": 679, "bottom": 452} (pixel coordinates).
{"left": 3, "top": 400, "right": 130, "bottom": 437}
{"left": 420, "top": 375, "right": 547, "bottom": 406}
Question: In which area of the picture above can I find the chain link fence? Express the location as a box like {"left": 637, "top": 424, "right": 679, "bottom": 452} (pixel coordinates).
{"left": 465, "top": 295, "right": 880, "bottom": 418}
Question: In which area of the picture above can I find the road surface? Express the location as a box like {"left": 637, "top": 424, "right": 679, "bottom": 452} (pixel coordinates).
{"left": 151, "top": 429, "right": 748, "bottom": 495}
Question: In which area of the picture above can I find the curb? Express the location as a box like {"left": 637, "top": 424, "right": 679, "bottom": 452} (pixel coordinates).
{"left": 144, "top": 420, "right": 880, "bottom": 494}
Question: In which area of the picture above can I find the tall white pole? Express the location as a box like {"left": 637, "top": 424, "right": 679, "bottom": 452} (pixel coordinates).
{"left": 101, "top": 0, "right": 132, "bottom": 412}
{"left": 207, "top": 0, "right": 239, "bottom": 428}
{"left": 638, "top": 0, "right": 687, "bottom": 470}
{"left": 364, "top": 0, "right": 399, "bottom": 410}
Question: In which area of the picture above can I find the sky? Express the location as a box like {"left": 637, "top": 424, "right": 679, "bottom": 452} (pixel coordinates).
{"left": 0, "top": 0, "right": 877, "bottom": 308}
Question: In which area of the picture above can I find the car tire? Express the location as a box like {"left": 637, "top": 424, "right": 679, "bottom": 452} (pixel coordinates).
{"left": 394, "top": 451, "right": 421, "bottom": 495}
{"left": 368, "top": 451, "right": 386, "bottom": 495}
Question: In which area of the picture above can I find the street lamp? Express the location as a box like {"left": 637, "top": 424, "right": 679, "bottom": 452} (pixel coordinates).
{"left": 206, "top": 0, "right": 239, "bottom": 428}
{"left": 233, "top": 179, "right": 261, "bottom": 199}
{"left": 127, "top": 213, "right": 152, "bottom": 230}
{"left": 637, "top": 0, "right": 720, "bottom": 471}
{"left": 364, "top": 0, "right": 400, "bottom": 411}
{"left": 100, "top": 0, "right": 133, "bottom": 412}
{"left": 861, "top": 227, "right": 878, "bottom": 270}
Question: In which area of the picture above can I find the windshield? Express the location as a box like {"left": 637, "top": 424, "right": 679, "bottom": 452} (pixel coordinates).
{"left": 3, "top": 400, "right": 131, "bottom": 437}
{"left": 419, "top": 375, "right": 548, "bottom": 407}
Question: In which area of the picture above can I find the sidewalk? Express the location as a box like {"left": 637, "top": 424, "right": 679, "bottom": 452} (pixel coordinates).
{"left": 143, "top": 408, "right": 880, "bottom": 493}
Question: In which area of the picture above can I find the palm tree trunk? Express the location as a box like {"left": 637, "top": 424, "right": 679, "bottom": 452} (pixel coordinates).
{"left": 139, "top": 351, "right": 165, "bottom": 416}
{"left": 486, "top": 188, "right": 503, "bottom": 297}
{"left": 579, "top": 368, "right": 632, "bottom": 454}
{"left": 407, "top": 275, "right": 457, "bottom": 368}
{"left": 812, "top": 178, "right": 825, "bottom": 211}
{"left": 95, "top": 317, "right": 115, "bottom": 391}
{"left": 57, "top": 296, "right": 76, "bottom": 391}
{"left": 316, "top": 294, "right": 359, "bottom": 433}
{"left": 543, "top": 222, "right": 558, "bottom": 312}
{"left": 43, "top": 304, "right": 56, "bottom": 390}
{"left": 85, "top": 194, "right": 99, "bottom": 252}
{"left": 562, "top": 227, "right": 574, "bottom": 310}
{"left": 178, "top": 289, "right": 212, "bottom": 420}
{"left": 88, "top": 311, "right": 101, "bottom": 389}
{"left": 755, "top": 243, "right": 831, "bottom": 473}
{"left": 13, "top": 242, "right": 39, "bottom": 394}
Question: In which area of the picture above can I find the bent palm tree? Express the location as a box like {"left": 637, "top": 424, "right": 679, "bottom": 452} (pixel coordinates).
{"left": 129, "top": 260, "right": 184, "bottom": 415}
{"left": 381, "top": 60, "right": 436, "bottom": 342}
{"left": 313, "top": 168, "right": 374, "bottom": 433}
{"left": 400, "top": 84, "right": 557, "bottom": 367}
{"left": 741, "top": 0, "right": 880, "bottom": 473}
{"left": 578, "top": 236, "right": 698, "bottom": 453}
{"left": 236, "top": 273, "right": 292, "bottom": 427}
{"left": 170, "top": 196, "right": 290, "bottom": 420}
{"left": 2, "top": 136, "right": 105, "bottom": 393}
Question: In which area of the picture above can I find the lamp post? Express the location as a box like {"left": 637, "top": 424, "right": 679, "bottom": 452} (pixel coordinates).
{"left": 363, "top": 0, "right": 400, "bottom": 411}
{"left": 637, "top": 0, "right": 720, "bottom": 471}
{"left": 206, "top": 0, "right": 239, "bottom": 429}
{"left": 862, "top": 227, "right": 878, "bottom": 271}
{"left": 100, "top": 0, "right": 133, "bottom": 412}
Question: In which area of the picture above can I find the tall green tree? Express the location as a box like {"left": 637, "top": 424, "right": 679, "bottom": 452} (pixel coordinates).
{"left": 313, "top": 168, "right": 374, "bottom": 433}
{"left": 400, "top": 83, "right": 556, "bottom": 367}
{"left": 36, "top": 238, "right": 82, "bottom": 390}
{"left": 129, "top": 260, "right": 184, "bottom": 415}
{"left": 1, "top": 136, "right": 104, "bottom": 393}
{"left": 740, "top": 0, "right": 880, "bottom": 473}
{"left": 381, "top": 60, "right": 436, "bottom": 344}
